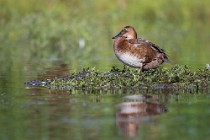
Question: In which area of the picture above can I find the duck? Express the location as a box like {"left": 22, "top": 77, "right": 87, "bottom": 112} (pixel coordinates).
{"left": 112, "top": 25, "right": 169, "bottom": 72}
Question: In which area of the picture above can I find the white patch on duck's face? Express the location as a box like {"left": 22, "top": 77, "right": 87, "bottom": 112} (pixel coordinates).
{"left": 115, "top": 52, "right": 145, "bottom": 68}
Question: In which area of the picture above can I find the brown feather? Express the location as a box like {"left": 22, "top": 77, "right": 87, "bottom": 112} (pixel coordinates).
{"left": 112, "top": 26, "right": 170, "bottom": 71}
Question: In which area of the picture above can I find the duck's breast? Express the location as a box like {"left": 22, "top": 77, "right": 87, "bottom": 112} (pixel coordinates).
{"left": 115, "top": 51, "right": 145, "bottom": 68}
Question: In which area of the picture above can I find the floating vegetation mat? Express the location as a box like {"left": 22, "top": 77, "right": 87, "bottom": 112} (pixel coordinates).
{"left": 25, "top": 65, "right": 209, "bottom": 92}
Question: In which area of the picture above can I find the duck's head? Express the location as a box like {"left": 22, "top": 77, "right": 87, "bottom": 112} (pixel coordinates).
{"left": 112, "top": 26, "right": 137, "bottom": 40}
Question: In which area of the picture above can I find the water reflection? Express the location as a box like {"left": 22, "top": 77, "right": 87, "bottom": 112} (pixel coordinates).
{"left": 25, "top": 63, "right": 71, "bottom": 90}
{"left": 116, "top": 94, "right": 167, "bottom": 137}
{"left": 38, "top": 63, "right": 70, "bottom": 79}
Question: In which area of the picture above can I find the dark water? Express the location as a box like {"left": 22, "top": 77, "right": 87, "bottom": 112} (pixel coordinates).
{"left": 0, "top": 63, "right": 209, "bottom": 140}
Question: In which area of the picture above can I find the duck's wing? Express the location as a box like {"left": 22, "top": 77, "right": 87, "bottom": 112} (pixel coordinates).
{"left": 128, "top": 38, "right": 170, "bottom": 62}
{"left": 129, "top": 38, "right": 164, "bottom": 52}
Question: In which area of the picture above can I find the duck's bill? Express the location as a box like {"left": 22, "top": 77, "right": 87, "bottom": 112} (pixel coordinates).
{"left": 112, "top": 32, "right": 122, "bottom": 39}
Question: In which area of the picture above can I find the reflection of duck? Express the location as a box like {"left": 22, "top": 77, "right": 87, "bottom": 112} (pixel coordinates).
{"left": 116, "top": 94, "right": 167, "bottom": 137}
{"left": 112, "top": 26, "right": 169, "bottom": 72}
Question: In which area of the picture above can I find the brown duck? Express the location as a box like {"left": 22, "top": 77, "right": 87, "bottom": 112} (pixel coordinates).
{"left": 112, "top": 26, "right": 169, "bottom": 72}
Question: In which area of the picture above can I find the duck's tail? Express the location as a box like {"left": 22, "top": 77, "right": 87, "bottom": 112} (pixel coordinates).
{"left": 163, "top": 55, "right": 170, "bottom": 63}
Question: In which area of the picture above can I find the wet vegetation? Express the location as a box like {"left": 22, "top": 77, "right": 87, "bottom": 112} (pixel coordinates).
{"left": 25, "top": 65, "right": 210, "bottom": 92}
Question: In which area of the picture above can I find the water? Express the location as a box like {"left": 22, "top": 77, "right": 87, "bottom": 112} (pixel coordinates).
{"left": 0, "top": 63, "right": 209, "bottom": 140}
{"left": 1, "top": 1, "right": 210, "bottom": 139}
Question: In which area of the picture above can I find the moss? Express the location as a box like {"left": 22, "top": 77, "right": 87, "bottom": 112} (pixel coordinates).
{"left": 25, "top": 65, "right": 210, "bottom": 92}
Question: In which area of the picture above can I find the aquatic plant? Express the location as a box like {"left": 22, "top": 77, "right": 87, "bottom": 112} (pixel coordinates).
{"left": 25, "top": 65, "right": 209, "bottom": 92}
